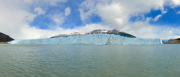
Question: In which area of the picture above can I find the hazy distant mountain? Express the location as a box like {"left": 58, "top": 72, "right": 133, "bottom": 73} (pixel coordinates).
{"left": 0, "top": 32, "right": 14, "bottom": 43}
{"left": 51, "top": 32, "right": 84, "bottom": 38}
{"left": 51, "top": 29, "right": 136, "bottom": 38}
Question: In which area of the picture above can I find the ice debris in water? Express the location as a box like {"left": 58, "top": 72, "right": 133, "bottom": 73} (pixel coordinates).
{"left": 9, "top": 34, "right": 162, "bottom": 45}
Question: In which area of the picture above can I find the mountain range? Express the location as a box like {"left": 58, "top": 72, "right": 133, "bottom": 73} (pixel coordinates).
{"left": 51, "top": 29, "right": 136, "bottom": 38}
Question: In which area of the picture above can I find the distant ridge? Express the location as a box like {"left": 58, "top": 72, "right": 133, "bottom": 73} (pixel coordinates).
{"left": 51, "top": 29, "right": 136, "bottom": 38}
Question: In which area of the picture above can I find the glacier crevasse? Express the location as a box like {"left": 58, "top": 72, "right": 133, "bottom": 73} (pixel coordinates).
{"left": 10, "top": 34, "right": 162, "bottom": 45}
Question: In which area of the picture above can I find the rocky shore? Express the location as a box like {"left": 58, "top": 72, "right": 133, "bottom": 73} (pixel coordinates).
{"left": 0, "top": 42, "right": 8, "bottom": 44}
{"left": 164, "top": 38, "right": 180, "bottom": 44}
{"left": 0, "top": 32, "right": 14, "bottom": 44}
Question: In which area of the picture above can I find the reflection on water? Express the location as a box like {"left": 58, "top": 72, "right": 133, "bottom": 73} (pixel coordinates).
{"left": 0, "top": 44, "right": 180, "bottom": 77}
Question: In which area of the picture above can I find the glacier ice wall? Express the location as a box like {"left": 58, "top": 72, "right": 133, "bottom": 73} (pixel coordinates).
{"left": 10, "top": 34, "right": 162, "bottom": 45}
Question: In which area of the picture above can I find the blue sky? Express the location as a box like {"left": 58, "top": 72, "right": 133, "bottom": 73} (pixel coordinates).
{"left": 31, "top": 5, "right": 180, "bottom": 29}
{"left": 144, "top": 6, "right": 180, "bottom": 26}
{"left": 30, "top": 0, "right": 85, "bottom": 29}
{"left": 0, "top": 0, "right": 180, "bottom": 39}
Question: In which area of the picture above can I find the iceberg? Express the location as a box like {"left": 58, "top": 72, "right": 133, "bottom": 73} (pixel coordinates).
{"left": 10, "top": 34, "right": 162, "bottom": 45}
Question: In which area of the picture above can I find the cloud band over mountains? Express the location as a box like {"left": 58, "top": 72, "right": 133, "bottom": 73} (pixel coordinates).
{"left": 0, "top": 0, "right": 180, "bottom": 39}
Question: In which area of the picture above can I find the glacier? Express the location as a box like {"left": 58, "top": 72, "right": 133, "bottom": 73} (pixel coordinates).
{"left": 9, "top": 34, "right": 162, "bottom": 45}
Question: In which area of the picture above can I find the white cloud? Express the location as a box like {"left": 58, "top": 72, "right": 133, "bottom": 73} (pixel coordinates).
{"left": 122, "top": 21, "right": 180, "bottom": 39}
{"left": 65, "top": 7, "right": 71, "bottom": 16}
{"left": 34, "top": 7, "right": 46, "bottom": 15}
{"left": 77, "top": 0, "right": 180, "bottom": 38}
{"left": 0, "top": 0, "right": 180, "bottom": 39}
{"left": 23, "top": 0, "right": 33, "bottom": 4}
{"left": 43, "top": 0, "right": 68, "bottom": 6}
{"left": 52, "top": 7, "right": 71, "bottom": 26}
{"left": 60, "top": 21, "right": 180, "bottom": 39}
{"left": 162, "top": 10, "right": 167, "bottom": 14}
{"left": 177, "top": 11, "right": 180, "bottom": 14}
{"left": 52, "top": 13, "right": 65, "bottom": 25}
{"left": 22, "top": 0, "right": 68, "bottom": 6}
{"left": 154, "top": 15, "right": 162, "bottom": 22}
{"left": 0, "top": 0, "right": 68, "bottom": 39}
{"left": 153, "top": 8, "right": 167, "bottom": 22}
{"left": 79, "top": 0, "right": 168, "bottom": 27}
{"left": 172, "top": 0, "right": 180, "bottom": 5}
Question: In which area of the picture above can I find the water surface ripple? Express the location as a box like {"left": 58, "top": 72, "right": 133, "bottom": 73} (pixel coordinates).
{"left": 0, "top": 44, "right": 180, "bottom": 77}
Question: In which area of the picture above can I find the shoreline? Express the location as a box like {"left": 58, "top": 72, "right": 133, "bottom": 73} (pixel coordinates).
{"left": 0, "top": 42, "right": 8, "bottom": 44}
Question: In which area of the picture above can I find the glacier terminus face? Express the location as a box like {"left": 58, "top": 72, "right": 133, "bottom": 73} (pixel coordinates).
{"left": 9, "top": 34, "right": 162, "bottom": 45}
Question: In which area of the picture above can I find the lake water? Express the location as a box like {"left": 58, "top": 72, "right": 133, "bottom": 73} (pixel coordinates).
{"left": 0, "top": 44, "right": 180, "bottom": 77}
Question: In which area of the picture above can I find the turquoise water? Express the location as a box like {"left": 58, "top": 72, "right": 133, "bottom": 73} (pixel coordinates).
{"left": 0, "top": 44, "right": 180, "bottom": 77}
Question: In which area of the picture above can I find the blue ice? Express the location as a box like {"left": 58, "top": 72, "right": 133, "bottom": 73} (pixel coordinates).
{"left": 10, "top": 34, "right": 162, "bottom": 45}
